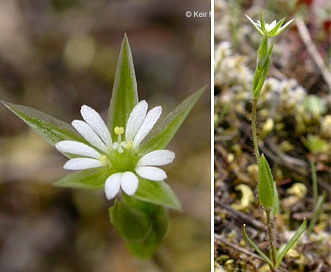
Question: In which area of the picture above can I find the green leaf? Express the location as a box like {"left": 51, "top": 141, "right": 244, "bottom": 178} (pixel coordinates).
{"left": 272, "top": 182, "right": 280, "bottom": 215}
{"left": 257, "top": 35, "right": 269, "bottom": 68}
{"left": 253, "top": 35, "right": 271, "bottom": 100}
{"left": 133, "top": 178, "right": 181, "bottom": 210}
{"left": 242, "top": 224, "right": 274, "bottom": 269}
{"left": 275, "top": 218, "right": 307, "bottom": 268}
{"left": 258, "top": 154, "right": 279, "bottom": 213}
{"left": 308, "top": 193, "right": 326, "bottom": 234}
{"left": 107, "top": 34, "right": 138, "bottom": 136}
{"left": 54, "top": 168, "right": 111, "bottom": 190}
{"left": 140, "top": 87, "right": 205, "bottom": 153}
{"left": 109, "top": 200, "right": 152, "bottom": 242}
{"left": 2, "top": 101, "right": 82, "bottom": 146}
{"left": 253, "top": 63, "right": 269, "bottom": 100}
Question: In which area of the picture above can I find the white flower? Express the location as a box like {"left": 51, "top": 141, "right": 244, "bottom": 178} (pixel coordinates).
{"left": 246, "top": 14, "right": 293, "bottom": 37}
{"left": 257, "top": 20, "right": 277, "bottom": 33}
{"left": 55, "top": 101, "right": 175, "bottom": 200}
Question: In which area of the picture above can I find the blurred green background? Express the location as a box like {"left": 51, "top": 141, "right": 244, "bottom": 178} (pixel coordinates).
{"left": 0, "top": 1, "right": 211, "bottom": 271}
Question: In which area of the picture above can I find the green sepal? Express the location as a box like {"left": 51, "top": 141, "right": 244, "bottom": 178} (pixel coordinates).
{"left": 107, "top": 34, "right": 138, "bottom": 137}
{"left": 258, "top": 154, "right": 279, "bottom": 213}
{"left": 133, "top": 178, "right": 181, "bottom": 210}
{"left": 109, "top": 199, "right": 153, "bottom": 242}
{"left": 275, "top": 218, "right": 307, "bottom": 268}
{"left": 275, "top": 18, "right": 294, "bottom": 36}
{"left": 123, "top": 198, "right": 169, "bottom": 258}
{"left": 140, "top": 87, "right": 205, "bottom": 153}
{"left": 126, "top": 207, "right": 169, "bottom": 258}
{"left": 54, "top": 168, "right": 112, "bottom": 190}
{"left": 2, "top": 101, "right": 82, "bottom": 146}
{"left": 268, "top": 17, "right": 285, "bottom": 37}
{"left": 123, "top": 197, "right": 169, "bottom": 240}
{"left": 110, "top": 197, "right": 169, "bottom": 258}
{"left": 259, "top": 12, "right": 266, "bottom": 33}
{"left": 269, "top": 17, "right": 294, "bottom": 37}
{"left": 246, "top": 14, "right": 264, "bottom": 35}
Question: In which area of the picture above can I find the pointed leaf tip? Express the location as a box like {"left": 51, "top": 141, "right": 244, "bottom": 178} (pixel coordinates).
{"left": 275, "top": 218, "right": 307, "bottom": 268}
{"left": 2, "top": 101, "right": 82, "bottom": 146}
{"left": 108, "top": 34, "right": 138, "bottom": 134}
{"left": 140, "top": 86, "right": 205, "bottom": 152}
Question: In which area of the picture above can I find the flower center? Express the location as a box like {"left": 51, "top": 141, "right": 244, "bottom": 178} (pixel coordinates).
{"left": 109, "top": 148, "right": 136, "bottom": 172}
{"left": 109, "top": 126, "right": 137, "bottom": 171}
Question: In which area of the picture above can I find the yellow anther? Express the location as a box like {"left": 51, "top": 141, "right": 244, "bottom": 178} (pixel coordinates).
{"left": 99, "top": 155, "right": 108, "bottom": 165}
{"left": 114, "top": 126, "right": 124, "bottom": 135}
{"left": 126, "top": 141, "right": 133, "bottom": 150}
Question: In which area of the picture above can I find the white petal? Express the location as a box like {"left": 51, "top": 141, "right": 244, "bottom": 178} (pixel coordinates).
{"left": 105, "top": 173, "right": 121, "bottom": 200}
{"left": 135, "top": 166, "right": 167, "bottom": 181}
{"left": 133, "top": 106, "right": 162, "bottom": 149}
{"left": 137, "top": 150, "right": 175, "bottom": 166}
{"left": 80, "top": 105, "right": 112, "bottom": 147}
{"left": 266, "top": 21, "right": 277, "bottom": 32}
{"left": 63, "top": 158, "right": 104, "bottom": 170}
{"left": 56, "top": 140, "right": 101, "bottom": 159}
{"left": 120, "top": 171, "right": 139, "bottom": 196}
{"left": 72, "top": 120, "right": 108, "bottom": 152}
{"left": 125, "top": 100, "right": 148, "bottom": 142}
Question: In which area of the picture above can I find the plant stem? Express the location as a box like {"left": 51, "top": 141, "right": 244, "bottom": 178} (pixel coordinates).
{"left": 251, "top": 98, "right": 260, "bottom": 162}
{"left": 266, "top": 209, "right": 277, "bottom": 268}
{"left": 310, "top": 161, "right": 318, "bottom": 207}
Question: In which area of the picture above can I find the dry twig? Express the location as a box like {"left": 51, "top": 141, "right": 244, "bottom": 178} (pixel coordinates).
{"left": 296, "top": 18, "right": 331, "bottom": 92}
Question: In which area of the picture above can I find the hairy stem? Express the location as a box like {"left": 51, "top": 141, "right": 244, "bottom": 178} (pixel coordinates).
{"left": 266, "top": 209, "right": 277, "bottom": 268}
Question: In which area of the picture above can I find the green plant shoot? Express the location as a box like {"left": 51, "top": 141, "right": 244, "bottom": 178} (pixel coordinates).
{"left": 2, "top": 34, "right": 204, "bottom": 258}
{"left": 243, "top": 13, "right": 306, "bottom": 271}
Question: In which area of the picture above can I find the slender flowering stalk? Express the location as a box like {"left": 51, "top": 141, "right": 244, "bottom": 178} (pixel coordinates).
{"left": 55, "top": 100, "right": 175, "bottom": 200}
{"left": 246, "top": 13, "right": 293, "bottom": 100}
{"left": 242, "top": 13, "right": 306, "bottom": 271}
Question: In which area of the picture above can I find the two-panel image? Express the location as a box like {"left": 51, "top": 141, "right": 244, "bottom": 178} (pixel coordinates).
{"left": 0, "top": 1, "right": 329, "bottom": 271}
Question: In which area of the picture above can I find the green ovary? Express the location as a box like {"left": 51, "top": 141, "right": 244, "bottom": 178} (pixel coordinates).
{"left": 109, "top": 149, "right": 137, "bottom": 172}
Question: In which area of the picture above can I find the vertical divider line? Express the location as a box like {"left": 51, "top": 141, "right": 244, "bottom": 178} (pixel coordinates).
{"left": 210, "top": 1, "right": 215, "bottom": 272}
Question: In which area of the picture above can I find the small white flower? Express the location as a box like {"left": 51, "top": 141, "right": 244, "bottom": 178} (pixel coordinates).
{"left": 55, "top": 101, "right": 175, "bottom": 200}
{"left": 256, "top": 20, "right": 277, "bottom": 33}
{"left": 246, "top": 14, "right": 293, "bottom": 37}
